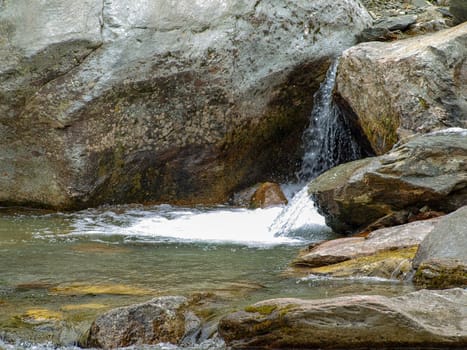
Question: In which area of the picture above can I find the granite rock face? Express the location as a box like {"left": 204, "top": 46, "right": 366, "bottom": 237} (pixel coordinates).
{"left": 308, "top": 130, "right": 467, "bottom": 234}
{"left": 336, "top": 23, "right": 467, "bottom": 154}
{"left": 0, "top": 0, "right": 371, "bottom": 209}
{"left": 218, "top": 288, "right": 467, "bottom": 349}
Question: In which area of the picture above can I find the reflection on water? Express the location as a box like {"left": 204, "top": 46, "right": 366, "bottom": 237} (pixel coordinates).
{"left": 0, "top": 205, "right": 415, "bottom": 349}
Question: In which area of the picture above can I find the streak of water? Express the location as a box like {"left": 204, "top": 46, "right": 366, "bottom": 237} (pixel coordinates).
{"left": 271, "top": 59, "right": 369, "bottom": 237}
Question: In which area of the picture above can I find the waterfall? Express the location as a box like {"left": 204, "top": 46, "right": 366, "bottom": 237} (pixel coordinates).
{"left": 270, "top": 59, "right": 369, "bottom": 238}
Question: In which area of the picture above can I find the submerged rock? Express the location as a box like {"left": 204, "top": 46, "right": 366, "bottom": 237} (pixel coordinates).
{"left": 413, "top": 206, "right": 467, "bottom": 289}
{"left": 84, "top": 296, "right": 200, "bottom": 349}
{"left": 218, "top": 288, "right": 467, "bottom": 349}
{"left": 309, "top": 130, "right": 467, "bottom": 234}
{"left": 0, "top": 0, "right": 372, "bottom": 209}
{"left": 49, "top": 283, "right": 156, "bottom": 296}
{"left": 336, "top": 23, "right": 467, "bottom": 154}
{"left": 21, "top": 308, "right": 63, "bottom": 325}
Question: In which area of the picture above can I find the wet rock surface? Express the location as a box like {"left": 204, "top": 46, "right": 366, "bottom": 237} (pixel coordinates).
{"left": 336, "top": 23, "right": 467, "bottom": 154}
{"left": 309, "top": 130, "right": 467, "bottom": 234}
{"left": 0, "top": 0, "right": 372, "bottom": 209}
{"left": 218, "top": 288, "right": 467, "bottom": 349}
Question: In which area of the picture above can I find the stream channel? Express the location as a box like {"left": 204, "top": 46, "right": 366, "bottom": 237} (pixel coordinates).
{"left": 0, "top": 203, "right": 416, "bottom": 349}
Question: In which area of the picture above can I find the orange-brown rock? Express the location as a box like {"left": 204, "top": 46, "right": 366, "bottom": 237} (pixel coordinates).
{"left": 249, "top": 182, "right": 288, "bottom": 209}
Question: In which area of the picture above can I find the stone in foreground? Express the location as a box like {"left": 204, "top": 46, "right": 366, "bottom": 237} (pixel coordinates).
{"left": 293, "top": 217, "right": 438, "bottom": 267}
{"left": 218, "top": 289, "right": 467, "bottom": 349}
{"left": 84, "top": 296, "right": 200, "bottom": 349}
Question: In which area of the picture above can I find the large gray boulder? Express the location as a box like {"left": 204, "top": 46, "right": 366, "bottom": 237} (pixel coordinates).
{"left": 413, "top": 206, "right": 467, "bottom": 289}
{"left": 309, "top": 130, "right": 467, "bottom": 234}
{"left": 336, "top": 22, "right": 467, "bottom": 154}
{"left": 0, "top": 0, "right": 371, "bottom": 209}
{"left": 218, "top": 289, "right": 467, "bottom": 349}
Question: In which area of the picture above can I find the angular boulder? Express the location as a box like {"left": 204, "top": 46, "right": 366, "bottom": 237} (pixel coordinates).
{"left": 218, "top": 289, "right": 467, "bottom": 349}
{"left": 309, "top": 130, "right": 467, "bottom": 234}
{"left": 336, "top": 23, "right": 467, "bottom": 154}
{"left": 413, "top": 206, "right": 467, "bottom": 289}
{"left": 0, "top": 0, "right": 372, "bottom": 209}
{"left": 84, "top": 296, "right": 200, "bottom": 349}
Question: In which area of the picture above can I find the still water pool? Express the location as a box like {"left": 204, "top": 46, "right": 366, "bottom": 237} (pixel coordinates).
{"left": 0, "top": 205, "right": 415, "bottom": 349}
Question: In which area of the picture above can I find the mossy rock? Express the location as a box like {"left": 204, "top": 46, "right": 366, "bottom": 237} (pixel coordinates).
{"left": 309, "top": 246, "right": 418, "bottom": 279}
{"left": 414, "top": 259, "right": 467, "bottom": 289}
{"left": 244, "top": 304, "right": 277, "bottom": 315}
{"left": 21, "top": 308, "right": 63, "bottom": 324}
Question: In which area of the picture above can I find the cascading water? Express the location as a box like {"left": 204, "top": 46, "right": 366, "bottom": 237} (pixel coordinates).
{"left": 297, "top": 59, "right": 366, "bottom": 180}
{"left": 270, "top": 59, "right": 369, "bottom": 237}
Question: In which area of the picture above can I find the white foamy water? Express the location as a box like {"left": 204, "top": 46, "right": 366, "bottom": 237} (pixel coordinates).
{"left": 63, "top": 205, "right": 321, "bottom": 246}
{"left": 269, "top": 186, "right": 333, "bottom": 239}
{"left": 127, "top": 207, "right": 302, "bottom": 245}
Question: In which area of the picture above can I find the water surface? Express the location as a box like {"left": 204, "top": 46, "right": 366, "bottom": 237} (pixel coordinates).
{"left": 0, "top": 205, "right": 415, "bottom": 349}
